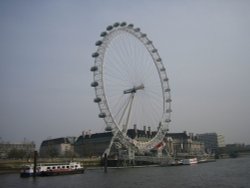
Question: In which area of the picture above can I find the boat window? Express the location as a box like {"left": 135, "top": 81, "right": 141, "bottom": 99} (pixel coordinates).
{"left": 57, "top": 166, "right": 60, "bottom": 169}
{"left": 47, "top": 167, "right": 50, "bottom": 170}
{"left": 71, "top": 166, "right": 74, "bottom": 168}
{"left": 67, "top": 166, "right": 69, "bottom": 168}
{"left": 52, "top": 167, "right": 55, "bottom": 169}
{"left": 75, "top": 165, "right": 78, "bottom": 168}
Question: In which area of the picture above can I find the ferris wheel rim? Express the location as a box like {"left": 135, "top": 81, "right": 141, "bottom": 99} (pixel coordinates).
{"left": 91, "top": 22, "right": 172, "bottom": 152}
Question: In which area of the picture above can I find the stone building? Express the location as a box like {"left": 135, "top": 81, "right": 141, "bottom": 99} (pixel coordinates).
{"left": 39, "top": 137, "right": 76, "bottom": 158}
{"left": 39, "top": 128, "right": 205, "bottom": 158}
{"left": 127, "top": 125, "right": 157, "bottom": 141}
{"left": 73, "top": 129, "right": 205, "bottom": 158}
{"left": 164, "top": 132, "right": 205, "bottom": 157}
{"left": 74, "top": 132, "right": 112, "bottom": 157}
{"left": 74, "top": 126, "right": 157, "bottom": 158}
{"left": 0, "top": 141, "right": 35, "bottom": 159}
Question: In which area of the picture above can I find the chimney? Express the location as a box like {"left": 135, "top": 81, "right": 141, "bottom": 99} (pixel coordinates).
{"left": 148, "top": 126, "right": 151, "bottom": 136}
{"left": 133, "top": 124, "right": 137, "bottom": 138}
{"left": 143, "top": 126, "right": 147, "bottom": 135}
{"left": 189, "top": 133, "right": 194, "bottom": 140}
{"left": 134, "top": 124, "right": 137, "bottom": 132}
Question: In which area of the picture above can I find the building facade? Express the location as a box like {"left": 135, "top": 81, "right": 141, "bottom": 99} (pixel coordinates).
{"left": 165, "top": 132, "right": 205, "bottom": 157}
{"left": 74, "top": 126, "right": 157, "bottom": 158}
{"left": 39, "top": 129, "right": 206, "bottom": 158}
{"left": 0, "top": 141, "right": 35, "bottom": 159}
{"left": 39, "top": 137, "right": 76, "bottom": 158}
{"left": 197, "top": 133, "right": 225, "bottom": 153}
{"left": 74, "top": 132, "right": 113, "bottom": 157}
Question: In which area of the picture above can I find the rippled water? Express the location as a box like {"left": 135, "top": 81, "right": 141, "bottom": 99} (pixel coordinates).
{"left": 1, "top": 157, "right": 250, "bottom": 188}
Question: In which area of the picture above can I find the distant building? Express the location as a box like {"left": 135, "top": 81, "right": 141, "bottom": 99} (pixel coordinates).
{"left": 166, "top": 131, "right": 205, "bottom": 157}
{"left": 40, "top": 128, "right": 207, "bottom": 158}
{"left": 73, "top": 128, "right": 206, "bottom": 158}
{"left": 245, "top": 145, "right": 250, "bottom": 149}
{"left": 226, "top": 143, "right": 245, "bottom": 151}
{"left": 127, "top": 125, "right": 157, "bottom": 141}
{"left": 74, "top": 128, "right": 206, "bottom": 158}
{"left": 74, "top": 126, "right": 157, "bottom": 158}
{"left": 197, "top": 133, "right": 225, "bottom": 153}
{"left": 0, "top": 141, "right": 35, "bottom": 159}
{"left": 74, "top": 132, "right": 112, "bottom": 157}
{"left": 39, "top": 137, "right": 76, "bottom": 158}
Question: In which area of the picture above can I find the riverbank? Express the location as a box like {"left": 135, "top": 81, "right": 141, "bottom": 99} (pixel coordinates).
{"left": 1, "top": 154, "right": 249, "bottom": 175}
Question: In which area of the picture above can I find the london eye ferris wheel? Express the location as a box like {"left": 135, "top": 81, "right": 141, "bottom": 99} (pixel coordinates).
{"left": 91, "top": 22, "right": 172, "bottom": 154}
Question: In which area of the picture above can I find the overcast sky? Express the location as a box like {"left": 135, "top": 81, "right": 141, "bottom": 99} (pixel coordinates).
{"left": 1, "top": 0, "right": 250, "bottom": 147}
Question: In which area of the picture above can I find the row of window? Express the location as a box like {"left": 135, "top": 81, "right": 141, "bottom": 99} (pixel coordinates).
{"left": 46, "top": 165, "right": 77, "bottom": 170}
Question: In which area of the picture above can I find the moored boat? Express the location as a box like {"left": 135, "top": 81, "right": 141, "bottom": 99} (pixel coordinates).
{"left": 20, "top": 162, "right": 84, "bottom": 177}
{"left": 198, "top": 158, "right": 216, "bottom": 164}
{"left": 169, "top": 159, "right": 183, "bottom": 166}
{"left": 182, "top": 158, "right": 198, "bottom": 165}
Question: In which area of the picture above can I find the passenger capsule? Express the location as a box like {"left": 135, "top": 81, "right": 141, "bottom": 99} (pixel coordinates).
{"left": 100, "top": 31, "right": 107, "bottom": 37}
{"left": 120, "top": 22, "right": 127, "bottom": 27}
{"left": 95, "top": 40, "right": 102, "bottom": 46}
{"left": 94, "top": 97, "right": 101, "bottom": 103}
{"left": 165, "top": 88, "right": 171, "bottom": 92}
{"left": 152, "top": 49, "right": 157, "bottom": 53}
{"left": 105, "top": 126, "right": 112, "bottom": 131}
{"left": 156, "top": 58, "right": 161, "bottom": 62}
{"left": 165, "top": 119, "right": 171, "bottom": 123}
{"left": 92, "top": 52, "right": 99, "bottom": 58}
{"left": 91, "top": 81, "right": 98, "bottom": 87}
{"left": 128, "top": 24, "right": 134, "bottom": 28}
{"left": 166, "top": 109, "right": 172, "bottom": 113}
{"left": 146, "top": 41, "right": 152, "bottom": 45}
{"left": 160, "top": 67, "right": 166, "bottom": 71}
{"left": 141, "top": 33, "right": 147, "bottom": 38}
{"left": 164, "top": 77, "right": 169, "bottom": 81}
{"left": 113, "top": 22, "right": 120, "bottom": 27}
{"left": 90, "top": 66, "right": 98, "bottom": 72}
{"left": 134, "top": 28, "right": 140, "bottom": 32}
{"left": 166, "top": 98, "right": 172, "bottom": 103}
{"left": 99, "top": 112, "right": 106, "bottom": 118}
{"left": 106, "top": 25, "right": 113, "bottom": 31}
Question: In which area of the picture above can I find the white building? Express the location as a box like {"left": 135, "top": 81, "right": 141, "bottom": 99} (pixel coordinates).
{"left": 197, "top": 133, "right": 225, "bottom": 153}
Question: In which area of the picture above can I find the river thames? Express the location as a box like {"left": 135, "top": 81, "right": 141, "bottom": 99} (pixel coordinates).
{"left": 0, "top": 156, "right": 249, "bottom": 188}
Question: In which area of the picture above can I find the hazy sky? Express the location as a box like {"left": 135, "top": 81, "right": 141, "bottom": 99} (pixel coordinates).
{"left": 1, "top": 0, "right": 250, "bottom": 147}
